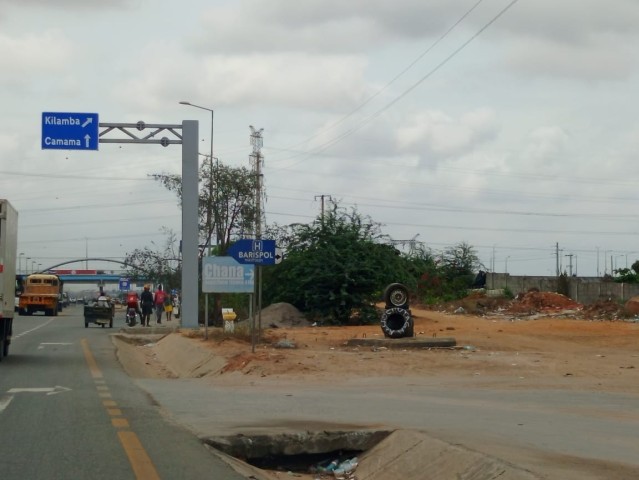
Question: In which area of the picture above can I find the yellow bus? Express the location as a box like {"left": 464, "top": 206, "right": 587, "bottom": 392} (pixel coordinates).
{"left": 18, "top": 273, "right": 62, "bottom": 316}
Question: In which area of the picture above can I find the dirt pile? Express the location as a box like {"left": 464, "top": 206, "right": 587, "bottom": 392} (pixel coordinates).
{"left": 582, "top": 299, "right": 626, "bottom": 320}
{"left": 623, "top": 296, "right": 639, "bottom": 316}
{"left": 507, "top": 290, "right": 581, "bottom": 315}
{"left": 255, "top": 302, "right": 311, "bottom": 328}
{"left": 407, "top": 288, "right": 639, "bottom": 320}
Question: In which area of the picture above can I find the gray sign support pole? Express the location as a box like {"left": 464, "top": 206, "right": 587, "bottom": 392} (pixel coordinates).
{"left": 180, "top": 120, "right": 199, "bottom": 328}
{"left": 99, "top": 120, "right": 199, "bottom": 329}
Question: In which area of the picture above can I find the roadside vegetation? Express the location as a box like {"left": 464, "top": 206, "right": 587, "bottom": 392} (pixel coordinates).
{"left": 126, "top": 163, "right": 485, "bottom": 326}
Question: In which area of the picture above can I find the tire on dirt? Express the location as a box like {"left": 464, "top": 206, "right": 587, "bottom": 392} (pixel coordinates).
{"left": 383, "top": 283, "right": 410, "bottom": 309}
{"left": 380, "top": 307, "right": 414, "bottom": 338}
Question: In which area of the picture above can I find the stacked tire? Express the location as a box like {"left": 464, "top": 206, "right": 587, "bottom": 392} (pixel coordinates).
{"left": 380, "top": 283, "right": 414, "bottom": 338}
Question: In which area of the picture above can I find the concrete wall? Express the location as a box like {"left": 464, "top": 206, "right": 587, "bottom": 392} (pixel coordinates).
{"left": 487, "top": 273, "right": 639, "bottom": 305}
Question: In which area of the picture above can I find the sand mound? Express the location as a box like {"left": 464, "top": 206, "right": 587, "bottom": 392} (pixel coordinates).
{"left": 257, "top": 302, "right": 311, "bottom": 328}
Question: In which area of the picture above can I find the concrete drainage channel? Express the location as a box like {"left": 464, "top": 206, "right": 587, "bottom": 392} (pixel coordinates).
{"left": 202, "top": 429, "right": 542, "bottom": 479}
{"left": 203, "top": 429, "right": 390, "bottom": 478}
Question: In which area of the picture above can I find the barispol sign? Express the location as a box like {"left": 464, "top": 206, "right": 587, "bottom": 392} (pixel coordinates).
{"left": 228, "top": 239, "right": 277, "bottom": 265}
{"left": 236, "top": 249, "right": 274, "bottom": 261}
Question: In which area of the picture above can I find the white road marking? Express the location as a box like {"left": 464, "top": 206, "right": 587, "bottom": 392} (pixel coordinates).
{"left": 0, "top": 395, "right": 13, "bottom": 414}
{"left": 8, "top": 386, "right": 71, "bottom": 396}
{"left": 38, "top": 342, "right": 73, "bottom": 349}
{"left": 13, "top": 318, "right": 57, "bottom": 339}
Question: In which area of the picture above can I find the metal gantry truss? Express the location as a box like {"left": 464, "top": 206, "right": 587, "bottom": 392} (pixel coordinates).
{"left": 99, "top": 121, "right": 183, "bottom": 146}
{"left": 92, "top": 119, "right": 200, "bottom": 329}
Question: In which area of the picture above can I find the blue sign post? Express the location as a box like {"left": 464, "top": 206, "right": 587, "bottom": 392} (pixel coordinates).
{"left": 228, "top": 239, "right": 277, "bottom": 265}
{"left": 119, "top": 278, "right": 130, "bottom": 291}
{"left": 41, "top": 112, "right": 99, "bottom": 150}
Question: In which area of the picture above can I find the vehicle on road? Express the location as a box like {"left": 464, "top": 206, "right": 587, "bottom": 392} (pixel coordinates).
{"left": 18, "top": 273, "right": 62, "bottom": 316}
{"left": 125, "top": 307, "right": 137, "bottom": 326}
{"left": 84, "top": 296, "right": 115, "bottom": 328}
{"left": 0, "top": 199, "right": 18, "bottom": 361}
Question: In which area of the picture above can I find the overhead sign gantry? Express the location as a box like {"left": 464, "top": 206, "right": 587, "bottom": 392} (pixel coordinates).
{"left": 40, "top": 113, "right": 199, "bottom": 329}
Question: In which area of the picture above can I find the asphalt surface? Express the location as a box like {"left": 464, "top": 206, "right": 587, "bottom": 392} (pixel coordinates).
{"left": 128, "top": 333, "right": 639, "bottom": 480}
{"left": 0, "top": 307, "right": 246, "bottom": 480}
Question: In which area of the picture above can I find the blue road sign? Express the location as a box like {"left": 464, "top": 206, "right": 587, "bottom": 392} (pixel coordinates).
{"left": 119, "top": 278, "right": 130, "bottom": 291}
{"left": 202, "top": 257, "right": 254, "bottom": 293}
{"left": 228, "top": 239, "right": 277, "bottom": 265}
{"left": 41, "top": 112, "right": 99, "bottom": 150}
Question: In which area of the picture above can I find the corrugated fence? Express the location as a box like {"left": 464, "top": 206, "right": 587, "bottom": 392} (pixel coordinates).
{"left": 487, "top": 273, "right": 639, "bottom": 305}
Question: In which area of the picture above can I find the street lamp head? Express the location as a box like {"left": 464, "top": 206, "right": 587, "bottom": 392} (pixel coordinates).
{"left": 179, "top": 101, "right": 191, "bottom": 106}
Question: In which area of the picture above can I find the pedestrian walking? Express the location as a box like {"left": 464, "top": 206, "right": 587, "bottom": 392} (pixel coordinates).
{"left": 173, "top": 294, "right": 180, "bottom": 319}
{"left": 140, "top": 285, "right": 154, "bottom": 326}
{"left": 164, "top": 292, "right": 173, "bottom": 321}
{"left": 154, "top": 284, "right": 167, "bottom": 324}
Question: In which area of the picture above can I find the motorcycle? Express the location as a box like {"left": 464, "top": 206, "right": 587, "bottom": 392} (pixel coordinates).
{"left": 126, "top": 307, "right": 137, "bottom": 327}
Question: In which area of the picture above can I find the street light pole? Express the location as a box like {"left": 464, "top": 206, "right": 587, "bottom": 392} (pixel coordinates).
{"left": 179, "top": 101, "right": 213, "bottom": 161}
{"left": 180, "top": 101, "right": 215, "bottom": 335}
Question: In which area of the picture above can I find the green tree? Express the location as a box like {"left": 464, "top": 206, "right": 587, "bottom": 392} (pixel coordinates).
{"left": 420, "top": 241, "right": 483, "bottom": 301}
{"left": 557, "top": 272, "right": 570, "bottom": 296}
{"left": 150, "top": 161, "right": 258, "bottom": 324}
{"left": 613, "top": 267, "right": 638, "bottom": 283}
{"left": 263, "top": 202, "right": 416, "bottom": 325}
{"left": 439, "top": 242, "right": 481, "bottom": 278}
{"left": 151, "top": 161, "right": 258, "bottom": 257}
{"left": 124, "top": 228, "right": 181, "bottom": 291}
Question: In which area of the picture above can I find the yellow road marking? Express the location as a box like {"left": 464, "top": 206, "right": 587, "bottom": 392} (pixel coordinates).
{"left": 112, "top": 418, "right": 130, "bottom": 428}
{"left": 81, "top": 339, "right": 102, "bottom": 379}
{"left": 82, "top": 338, "right": 161, "bottom": 479}
{"left": 118, "top": 431, "right": 161, "bottom": 480}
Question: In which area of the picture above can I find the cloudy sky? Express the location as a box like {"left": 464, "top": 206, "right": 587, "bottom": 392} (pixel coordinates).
{"left": 1, "top": 0, "right": 638, "bottom": 279}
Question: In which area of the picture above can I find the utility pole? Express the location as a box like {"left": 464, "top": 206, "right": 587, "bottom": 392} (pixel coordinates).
{"left": 555, "top": 242, "right": 560, "bottom": 276}
{"left": 491, "top": 245, "right": 495, "bottom": 288}
{"left": 250, "top": 126, "right": 264, "bottom": 351}
{"left": 314, "top": 194, "right": 332, "bottom": 221}
{"left": 565, "top": 254, "right": 574, "bottom": 276}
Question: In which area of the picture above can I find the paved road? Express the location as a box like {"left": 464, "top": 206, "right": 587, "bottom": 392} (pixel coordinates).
{"left": 136, "top": 362, "right": 639, "bottom": 479}
{"left": 0, "top": 306, "right": 245, "bottom": 480}
{"left": 6, "top": 306, "right": 639, "bottom": 479}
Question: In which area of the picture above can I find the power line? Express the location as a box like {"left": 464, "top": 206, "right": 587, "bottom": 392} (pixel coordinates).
{"left": 268, "top": 0, "right": 486, "bottom": 163}
{"left": 0, "top": 170, "right": 154, "bottom": 181}
{"left": 272, "top": 0, "right": 521, "bottom": 169}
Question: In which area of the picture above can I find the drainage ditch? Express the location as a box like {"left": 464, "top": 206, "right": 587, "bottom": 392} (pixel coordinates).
{"left": 203, "top": 429, "right": 392, "bottom": 475}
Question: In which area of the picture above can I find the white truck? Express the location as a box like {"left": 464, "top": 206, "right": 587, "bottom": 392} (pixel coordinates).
{"left": 0, "top": 199, "right": 18, "bottom": 362}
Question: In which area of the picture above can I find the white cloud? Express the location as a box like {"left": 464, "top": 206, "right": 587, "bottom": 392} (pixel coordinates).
{"left": 503, "top": 35, "right": 636, "bottom": 81}
{"left": 191, "top": 0, "right": 478, "bottom": 54}
{"left": 497, "top": 0, "right": 639, "bottom": 45}
{"left": 0, "top": 30, "right": 74, "bottom": 84}
{"left": 113, "top": 47, "right": 369, "bottom": 112}
{"left": 396, "top": 108, "right": 498, "bottom": 164}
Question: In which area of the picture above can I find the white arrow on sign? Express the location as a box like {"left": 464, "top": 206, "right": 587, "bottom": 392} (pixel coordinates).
{"left": 82, "top": 117, "right": 93, "bottom": 128}
{"left": 84, "top": 134, "right": 91, "bottom": 148}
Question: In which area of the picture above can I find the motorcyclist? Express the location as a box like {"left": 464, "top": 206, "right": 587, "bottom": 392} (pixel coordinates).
{"left": 126, "top": 291, "right": 141, "bottom": 325}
